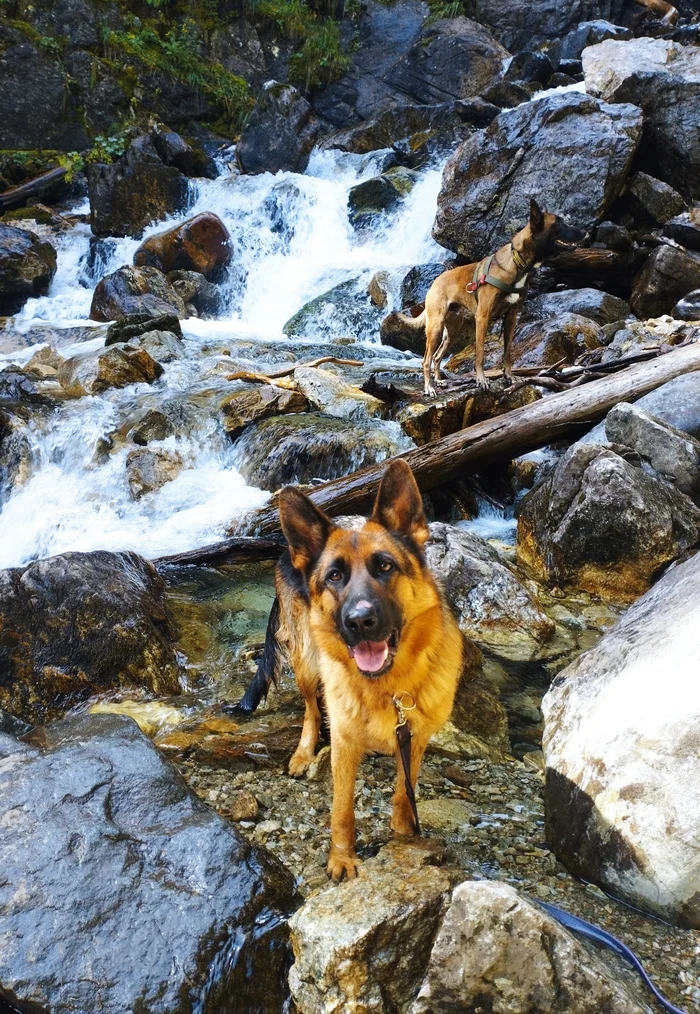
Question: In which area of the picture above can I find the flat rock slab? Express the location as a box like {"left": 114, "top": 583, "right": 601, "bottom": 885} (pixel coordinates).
{"left": 0, "top": 712, "right": 298, "bottom": 1013}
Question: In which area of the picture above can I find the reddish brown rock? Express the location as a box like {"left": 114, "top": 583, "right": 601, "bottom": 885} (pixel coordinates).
{"left": 134, "top": 212, "right": 232, "bottom": 280}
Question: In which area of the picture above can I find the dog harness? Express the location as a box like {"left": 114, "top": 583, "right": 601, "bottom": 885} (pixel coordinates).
{"left": 466, "top": 245, "right": 530, "bottom": 296}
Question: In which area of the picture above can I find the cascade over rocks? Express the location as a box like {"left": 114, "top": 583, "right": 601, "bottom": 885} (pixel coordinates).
{"left": 87, "top": 134, "right": 189, "bottom": 239}
{"left": 432, "top": 92, "right": 643, "bottom": 260}
{"left": 0, "top": 551, "right": 181, "bottom": 724}
{"left": 543, "top": 549, "right": 700, "bottom": 927}
{"left": 0, "top": 712, "right": 298, "bottom": 1013}
{"left": 133, "top": 212, "right": 232, "bottom": 280}
{"left": 0, "top": 224, "right": 57, "bottom": 315}
{"left": 583, "top": 38, "right": 700, "bottom": 200}
{"left": 384, "top": 17, "right": 508, "bottom": 105}
{"left": 283, "top": 279, "right": 384, "bottom": 341}
{"left": 90, "top": 265, "right": 187, "bottom": 322}
{"left": 236, "top": 82, "right": 320, "bottom": 176}
{"left": 516, "top": 443, "right": 700, "bottom": 603}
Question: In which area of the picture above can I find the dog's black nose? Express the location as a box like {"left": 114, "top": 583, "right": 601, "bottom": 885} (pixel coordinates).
{"left": 343, "top": 600, "right": 378, "bottom": 636}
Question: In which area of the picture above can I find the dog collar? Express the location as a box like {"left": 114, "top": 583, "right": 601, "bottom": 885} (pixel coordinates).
{"left": 511, "top": 246, "right": 529, "bottom": 273}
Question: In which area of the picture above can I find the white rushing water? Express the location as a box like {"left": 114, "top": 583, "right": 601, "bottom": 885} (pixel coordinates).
{"left": 0, "top": 148, "right": 446, "bottom": 568}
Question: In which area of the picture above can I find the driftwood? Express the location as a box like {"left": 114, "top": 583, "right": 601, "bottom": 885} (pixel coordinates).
{"left": 155, "top": 536, "right": 283, "bottom": 568}
{"left": 0, "top": 166, "right": 67, "bottom": 210}
{"left": 225, "top": 355, "right": 363, "bottom": 383}
{"left": 239, "top": 341, "right": 700, "bottom": 538}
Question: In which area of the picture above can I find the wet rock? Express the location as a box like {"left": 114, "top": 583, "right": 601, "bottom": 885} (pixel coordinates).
{"left": 516, "top": 443, "right": 700, "bottom": 603}
{"left": 289, "top": 841, "right": 456, "bottom": 1014}
{"left": 385, "top": 17, "right": 508, "bottom": 104}
{"left": 504, "top": 50, "right": 553, "bottom": 85}
{"left": 126, "top": 447, "right": 184, "bottom": 499}
{"left": 0, "top": 712, "right": 297, "bottom": 1012}
{"left": 0, "top": 407, "right": 32, "bottom": 503}
{"left": 233, "top": 413, "right": 411, "bottom": 491}
{"left": 605, "top": 401, "right": 700, "bottom": 502}
{"left": 543, "top": 548, "right": 700, "bottom": 927}
{"left": 294, "top": 366, "right": 384, "bottom": 419}
{"left": 23, "top": 345, "right": 65, "bottom": 379}
{"left": 167, "top": 269, "right": 223, "bottom": 316}
{"left": 472, "top": 0, "right": 626, "bottom": 52}
{"left": 209, "top": 19, "right": 268, "bottom": 91}
{"left": 482, "top": 80, "right": 532, "bottom": 109}
{"left": 0, "top": 551, "right": 181, "bottom": 724}
{"left": 367, "top": 269, "right": 391, "bottom": 308}
{"left": 87, "top": 133, "right": 189, "bottom": 239}
{"left": 580, "top": 371, "right": 700, "bottom": 445}
{"left": 0, "top": 223, "right": 57, "bottom": 315}
{"left": 559, "top": 19, "right": 632, "bottom": 61}
{"left": 348, "top": 166, "right": 419, "bottom": 227}
{"left": 0, "top": 366, "right": 49, "bottom": 406}
{"left": 380, "top": 304, "right": 432, "bottom": 356}
{"left": 90, "top": 265, "right": 187, "bottom": 322}
{"left": 128, "top": 408, "right": 176, "bottom": 445}
{"left": 133, "top": 212, "right": 232, "bottom": 280}
{"left": 674, "top": 289, "right": 700, "bottom": 320}
{"left": 127, "top": 329, "right": 183, "bottom": 365}
{"left": 583, "top": 38, "right": 700, "bottom": 200}
{"left": 395, "top": 389, "right": 473, "bottom": 444}
{"left": 58, "top": 344, "right": 163, "bottom": 397}
{"left": 520, "top": 288, "right": 631, "bottom": 326}
{"left": 220, "top": 385, "right": 310, "bottom": 440}
{"left": 663, "top": 208, "right": 700, "bottom": 251}
{"left": 236, "top": 82, "right": 319, "bottom": 176}
{"left": 150, "top": 122, "right": 218, "bottom": 179}
{"left": 598, "top": 325, "right": 650, "bottom": 364}
{"left": 426, "top": 523, "right": 555, "bottom": 663}
{"left": 105, "top": 311, "right": 183, "bottom": 346}
{"left": 433, "top": 92, "right": 642, "bottom": 260}
{"left": 283, "top": 279, "right": 383, "bottom": 342}
{"left": 624, "top": 171, "right": 687, "bottom": 226}
{"left": 412, "top": 880, "right": 646, "bottom": 1013}
{"left": 629, "top": 243, "right": 700, "bottom": 319}
{"left": 400, "top": 263, "right": 447, "bottom": 307}
{"left": 325, "top": 102, "right": 475, "bottom": 156}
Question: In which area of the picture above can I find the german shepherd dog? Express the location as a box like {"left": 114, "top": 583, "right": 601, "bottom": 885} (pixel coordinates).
{"left": 235, "top": 459, "right": 464, "bottom": 881}
{"left": 420, "top": 200, "right": 585, "bottom": 396}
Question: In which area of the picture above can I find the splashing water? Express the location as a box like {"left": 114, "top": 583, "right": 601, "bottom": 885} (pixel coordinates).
{"left": 0, "top": 148, "right": 447, "bottom": 567}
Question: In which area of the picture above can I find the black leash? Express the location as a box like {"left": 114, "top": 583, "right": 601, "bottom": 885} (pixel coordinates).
{"left": 393, "top": 692, "right": 421, "bottom": 835}
{"left": 536, "top": 900, "right": 689, "bottom": 1014}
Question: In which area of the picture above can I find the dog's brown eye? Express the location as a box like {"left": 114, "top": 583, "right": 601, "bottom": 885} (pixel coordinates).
{"left": 378, "top": 560, "right": 394, "bottom": 573}
{"left": 327, "top": 568, "right": 343, "bottom": 583}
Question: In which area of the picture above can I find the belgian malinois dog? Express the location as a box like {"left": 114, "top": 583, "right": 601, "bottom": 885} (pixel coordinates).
{"left": 419, "top": 200, "right": 585, "bottom": 395}
{"left": 234, "top": 459, "right": 464, "bottom": 881}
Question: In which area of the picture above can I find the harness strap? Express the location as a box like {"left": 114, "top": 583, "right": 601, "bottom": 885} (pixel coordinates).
{"left": 466, "top": 253, "right": 525, "bottom": 297}
{"left": 393, "top": 692, "right": 421, "bottom": 835}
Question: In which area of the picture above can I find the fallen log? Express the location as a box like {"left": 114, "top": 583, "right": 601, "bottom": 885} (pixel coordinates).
{"left": 237, "top": 341, "right": 700, "bottom": 538}
{"left": 155, "top": 535, "right": 283, "bottom": 568}
{"left": 0, "top": 166, "right": 68, "bottom": 210}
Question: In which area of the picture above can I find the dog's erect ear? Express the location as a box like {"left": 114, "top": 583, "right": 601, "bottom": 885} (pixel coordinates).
{"left": 530, "top": 198, "right": 544, "bottom": 234}
{"left": 279, "top": 487, "right": 334, "bottom": 572}
{"left": 372, "top": 459, "right": 429, "bottom": 548}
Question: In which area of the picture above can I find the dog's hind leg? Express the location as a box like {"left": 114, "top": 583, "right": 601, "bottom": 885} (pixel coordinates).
{"left": 228, "top": 597, "right": 280, "bottom": 714}
{"left": 288, "top": 646, "right": 323, "bottom": 777}
{"left": 474, "top": 305, "right": 490, "bottom": 390}
{"left": 423, "top": 312, "right": 446, "bottom": 397}
{"left": 392, "top": 731, "right": 429, "bottom": 836}
{"left": 431, "top": 327, "right": 451, "bottom": 386}
{"left": 502, "top": 308, "right": 518, "bottom": 386}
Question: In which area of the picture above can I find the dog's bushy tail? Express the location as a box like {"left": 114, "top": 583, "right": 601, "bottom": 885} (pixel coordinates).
{"left": 231, "top": 596, "right": 280, "bottom": 715}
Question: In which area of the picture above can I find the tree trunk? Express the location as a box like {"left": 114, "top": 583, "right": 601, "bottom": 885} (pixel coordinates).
{"left": 155, "top": 536, "right": 283, "bottom": 569}
{"left": 240, "top": 342, "right": 700, "bottom": 537}
{"left": 0, "top": 167, "right": 68, "bottom": 210}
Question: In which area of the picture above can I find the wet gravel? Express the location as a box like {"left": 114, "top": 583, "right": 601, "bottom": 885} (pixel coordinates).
{"left": 177, "top": 734, "right": 700, "bottom": 1014}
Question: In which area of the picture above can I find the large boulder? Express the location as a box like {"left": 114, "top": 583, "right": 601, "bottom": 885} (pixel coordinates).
{"left": 516, "top": 443, "right": 700, "bottom": 602}
{"left": 543, "top": 549, "right": 700, "bottom": 927}
{"left": 0, "top": 223, "right": 57, "bottom": 315}
{"left": 0, "top": 408, "right": 32, "bottom": 505}
{"left": 133, "top": 212, "right": 232, "bottom": 280}
{"left": 425, "top": 523, "right": 556, "bottom": 663}
{"left": 412, "top": 881, "right": 646, "bottom": 1013}
{"left": 283, "top": 278, "right": 384, "bottom": 342}
{"left": 236, "top": 81, "right": 320, "bottom": 175}
{"left": 324, "top": 102, "right": 484, "bottom": 156}
{"left": 559, "top": 19, "right": 632, "bottom": 61}
{"left": 663, "top": 208, "right": 700, "bottom": 251}
{"left": 466, "top": 0, "right": 626, "bottom": 52}
{"left": 520, "top": 287, "right": 631, "bottom": 326}
{"left": 0, "top": 551, "right": 181, "bottom": 724}
{"left": 126, "top": 447, "right": 184, "bottom": 499}
{"left": 629, "top": 243, "right": 700, "bottom": 319}
{"left": 220, "top": 384, "right": 310, "bottom": 439}
{"left": 58, "top": 344, "right": 163, "bottom": 397}
{"left": 294, "top": 366, "right": 385, "bottom": 420}
{"left": 578, "top": 370, "right": 700, "bottom": 445}
{"left": 89, "top": 265, "right": 187, "bottom": 322}
{"left": 87, "top": 134, "right": 189, "bottom": 239}
{"left": 0, "top": 712, "right": 297, "bottom": 1012}
{"left": 232, "top": 413, "right": 412, "bottom": 491}
{"left": 583, "top": 38, "right": 700, "bottom": 200}
{"left": 433, "top": 92, "right": 643, "bottom": 259}
{"left": 348, "top": 166, "right": 419, "bottom": 228}
{"left": 384, "top": 17, "right": 508, "bottom": 105}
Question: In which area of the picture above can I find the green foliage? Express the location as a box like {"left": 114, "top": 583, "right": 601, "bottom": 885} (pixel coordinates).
{"left": 253, "top": 0, "right": 350, "bottom": 93}
{"left": 38, "top": 35, "right": 62, "bottom": 56}
{"left": 105, "top": 22, "right": 252, "bottom": 128}
{"left": 58, "top": 132, "right": 130, "bottom": 182}
{"left": 426, "top": 0, "right": 463, "bottom": 18}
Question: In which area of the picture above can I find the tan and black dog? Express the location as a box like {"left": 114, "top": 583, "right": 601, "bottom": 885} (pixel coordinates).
{"left": 419, "top": 200, "right": 584, "bottom": 395}
{"left": 233, "top": 459, "right": 464, "bottom": 881}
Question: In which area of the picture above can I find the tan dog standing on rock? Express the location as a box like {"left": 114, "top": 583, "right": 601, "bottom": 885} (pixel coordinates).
{"left": 420, "top": 200, "right": 585, "bottom": 395}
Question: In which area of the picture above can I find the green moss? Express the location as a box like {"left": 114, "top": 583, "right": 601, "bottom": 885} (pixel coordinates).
{"left": 0, "top": 149, "right": 64, "bottom": 185}
{"left": 105, "top": 21, "right": 252, "bottom": 129}
{"left": 253, "top": 0, "right": 350, "bottom": 93}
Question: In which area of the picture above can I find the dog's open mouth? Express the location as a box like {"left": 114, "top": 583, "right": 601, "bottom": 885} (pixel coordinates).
{"left": 350, "top": 631, "right": 398, "bottom": 677}
{"left": 554, "top": 238, "right": 579, "bottom": 248}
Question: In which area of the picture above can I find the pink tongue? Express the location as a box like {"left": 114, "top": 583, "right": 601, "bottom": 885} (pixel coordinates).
{"left": 352, "top": 640, "right": 389, "bottom": 673}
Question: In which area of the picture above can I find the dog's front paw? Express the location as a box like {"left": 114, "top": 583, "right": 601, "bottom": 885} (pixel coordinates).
{"left": 424, "top": 383, "right": 437, "bottom": 398}
{"left": 502, "top": 371, "right": 514, "bottom": 388}
{"left": 475, "top": 374, "right": 490, "bottom": 391}
{"left": 288, "top": 749, "right": 314, "bottom": 778}
{"left": 327, "top": 845, "right": 361, "bottom": 882}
